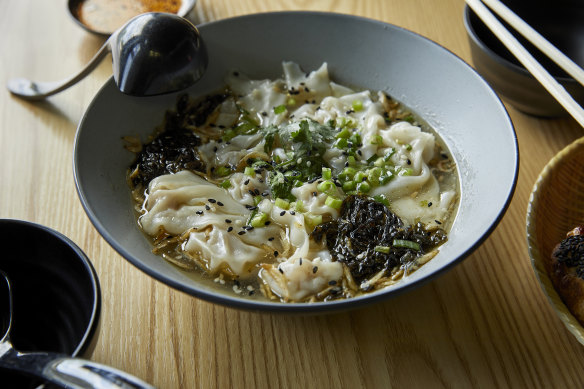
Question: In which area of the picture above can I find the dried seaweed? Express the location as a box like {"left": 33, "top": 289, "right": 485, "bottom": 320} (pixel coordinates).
{"left": 312, "top": 195, "right": 447, "bottom": 283}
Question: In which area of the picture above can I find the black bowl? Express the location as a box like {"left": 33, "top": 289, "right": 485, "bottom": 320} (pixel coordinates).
{"left": 463, "top": 0, "right": 584, "bottom": 117}
{"left": 0, "top": 219, "right": 100, "bottom": 388}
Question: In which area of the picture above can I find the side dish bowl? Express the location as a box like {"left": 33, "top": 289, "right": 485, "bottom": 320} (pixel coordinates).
{"left": 73, "top": 11, "right": 518, "bottom": 313}
{"left": 0, "top": 219, "right": 101, "bottom": 386}
{"left": 463, "top": 1, "right": 584, "bottom": 117}
{"left": 527, "top": 137, "right": 584, "bottom": 345}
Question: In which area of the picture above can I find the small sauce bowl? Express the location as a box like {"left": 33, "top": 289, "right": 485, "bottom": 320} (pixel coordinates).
{"left": 68, "top": 0, "right": 197, "bottom": 37}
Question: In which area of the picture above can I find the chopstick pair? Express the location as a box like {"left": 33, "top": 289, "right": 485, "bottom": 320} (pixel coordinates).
{"left": 465, "top": 0, "right": 584, "bottom": 126}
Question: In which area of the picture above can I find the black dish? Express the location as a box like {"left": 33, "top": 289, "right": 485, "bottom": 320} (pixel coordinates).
{"left": 0, "top": 219, "right": 100, "bottom": 388}
{"left": 463, "top": 0, "right": 584, "bottom": 117}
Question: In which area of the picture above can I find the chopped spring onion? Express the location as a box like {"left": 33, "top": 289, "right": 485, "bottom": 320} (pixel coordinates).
{"left": 275, "top": 198, "right": 290, "bottom": 210}
{"left": 250, "top": 212, "right": 269, "bottom": 228}
{"left": 274, "top": 105, "right": 286, "bottom": 114}
{"left": 392, "top": 239, "right": 421, "bottom": 251}
{"left": 216, "top": 166, "right": 232, "bottom": 177}
{"left": 220, "top": 180, "right": 232, "bottom": 189}
{"left": 244, "top": 166, "right": 256, "bottom": 176}
{"left": 317, "top": 180, "right": 335, "bottom": 193}
{"left": 325, "top": 196, "right": 343, "bottom": 210}
{"left": 352, "top": 100, "right": 363, "bottom": 112}
{"left": 322, "top": 167, "right": 332, "bottom": 180}
{"left": 374, "top": 245, "right": 391, "bottom": 254}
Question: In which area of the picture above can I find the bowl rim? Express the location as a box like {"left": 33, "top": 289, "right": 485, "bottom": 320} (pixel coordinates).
{"left": 462, "top": 4, "right": 576, "bottom": 84}
{"left": 0, "top": 218, "right": 101, "bottom": 354}
{"left": 74, "top": 10, "right": 518, "bottom": 313}
{"left": 526, "top": 137, "right": 584, "bottom": 345}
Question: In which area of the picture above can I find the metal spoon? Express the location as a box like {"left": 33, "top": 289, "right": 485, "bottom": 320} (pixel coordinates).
{"left": 0, "top": 270, "right": 156, "bottom": 389}
{"left": 7, "top": 12, "right": 207, "bottom": 101}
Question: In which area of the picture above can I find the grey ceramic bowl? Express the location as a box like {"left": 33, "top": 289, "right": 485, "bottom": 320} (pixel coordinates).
{"left": 463, "top": 1, "right": 584, "bottom": 117}
{"left": 0, "top": 219, "right": 101, "bottom": 387}
{"left": 73, "top": 11, "right": 518, "bottom": 313}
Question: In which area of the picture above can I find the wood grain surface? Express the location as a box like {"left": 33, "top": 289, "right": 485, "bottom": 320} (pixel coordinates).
{"left": 2, "top": 0, "right": 584, "bottom": 388}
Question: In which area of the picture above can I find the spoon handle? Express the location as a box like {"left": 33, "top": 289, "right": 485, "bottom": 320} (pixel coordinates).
{"left": 6, "top": 40, "right": 111, "bottom": 101}
{"left": 0, "top": 349, "right": 156, "bottom": 389}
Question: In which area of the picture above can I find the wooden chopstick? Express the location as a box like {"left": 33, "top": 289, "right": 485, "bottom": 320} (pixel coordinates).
{"left": 465, "top": 0, "right": 584, "bottom": 126}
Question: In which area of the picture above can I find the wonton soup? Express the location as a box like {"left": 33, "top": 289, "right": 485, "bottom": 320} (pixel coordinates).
{"left": 125, "top": 62, "right": 459, "bottom": 303}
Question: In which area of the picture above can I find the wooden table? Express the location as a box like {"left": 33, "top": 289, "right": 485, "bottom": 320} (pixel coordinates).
{"left": 2, "top": 0, "right": 584, "bottom": 387}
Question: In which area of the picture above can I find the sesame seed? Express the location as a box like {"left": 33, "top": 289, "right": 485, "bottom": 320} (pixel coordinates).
{"left": 238, "top": 231, "right": 246, "bottom": 235}
{"left": 299, "top": 258, "right": 303, "bottom": 265}
{"left": 196, "top": 210, "right": 203, "bottom": 215}
{"left": 357, "top": 150, "right": 362, "bottom": 156}
{"left": 428, "top": 202, "right": 433, "bottom": 207}
{"left": 265, "top": 221, "right": 271, "bottom": 225}
{"left": 205, "top": 205, "right": 211, "bottom": 210}
{"left": 435, "top": 220, "right": 442, "bottom": 225}
{"left": 268, "top": 237, "right": 275, "bottom": 241}
{"left": 290, "top": 211, "right": 295, "bottom": 215}
{"left": 312, "top": 191, "right": 317, "bottom": 196}
{"left": 244, "top": 179, "right": 250, "bottom": 185}
{"left": 208, "top": 199, "right": 216, "bottom": 203}
{"left": 312, "top": 266, "right": 318, "bottom": 274}
{"left": 329, "top": 280, "right": 337, "bottom": 286}
{"left": 225, "top": 219, "right": 232, "bottom": 223}
{"left": 274, "top": 251, "right": 279, "bottom": 257}
{"left": 213, "top": 146, "right": 218, "bottom": 152}
{"left": 217, "top": 202, "right": 224, "bottom": 206}
{"left": 278, "top": 267, "right": 284, "bottom": 274}
{"left": 280, "top": 211, "right": 286, "bottom": 216}
{"left": 227, "top": 226, "right": 233, "bottom": 232}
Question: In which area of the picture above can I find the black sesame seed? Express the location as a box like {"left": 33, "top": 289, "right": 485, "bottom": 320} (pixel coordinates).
{"left": 299, "top": 258, "right": 303, "bottom": 265}
{"left": 328, "top": 280, "right": 337, "bottom": 286}
{"left": 213, "top": 146, "right": 218, "bottom": 152}
{"left": 265, "top": 221, "right": 271, "bottom": 226}
{"left": 262, "top": 192, "right": 269, "bottom": 197}
{"left": 278, "top": 267, "right": 284, "bottom": 274}
{"left": 262, "top": 111, "right": 268, "bottom": 116}
{"left": 274, "top": 251, "right": 279, "bottom": 257}
{"left": 238, "top": 231, "right": 246, "bottom": 235}
{"left": 196, "top": 210, "right": 203, "bottom": 215}
{"left": 225, "top": 219, "right": 232, "bottom": 223}
{"left": 407, "top": 159, "right": 411, "bottom": 165}
{"left": 357, "top": 150, "right": 362, "bottom": 156}
{"left": 244, "top": 179, "right": 250, "bottom": 185}
{"left": 428, "top": 202, "right": 433, "bottom": 207}
{"left": 249, "top": 290, "right": 255, "bottom": 296}
{"left": 313, "top": 266, "right": 318, "bottom": 274}
{"left": 435, "top": 220, "right": 442, "bottom": 225}
{"left": 208, "top": 199, "right": 216, "bottom": 203}
{"left": 280, "top": 211, "right": 286, "bottom": 216}
{"left": 245, "top": 226, "right": 254, "bottom": 231}
{"left": 268, "top": 237, "right": 275, "bottom": 241}
{"left": 312, "top": 191, "right": 317, "bottom": 196}
{"left": 217, "top": 202, "right": 224, "bottom": 206}
{"left": 290, "top": 211, "right": 296, "bottom": 215}
{"left": 205, "top": 205, "right": 211, "bottom": 210}
{"left": 227, "top": 226, "right": 233, "bottom": 232}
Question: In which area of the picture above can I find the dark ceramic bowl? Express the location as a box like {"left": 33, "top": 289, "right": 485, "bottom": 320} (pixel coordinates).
{"left": 0, "top": 219, "right": 100, "bottom": 388}
{"left": 463, "top": 1, "right": 584, "bottom": 117}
